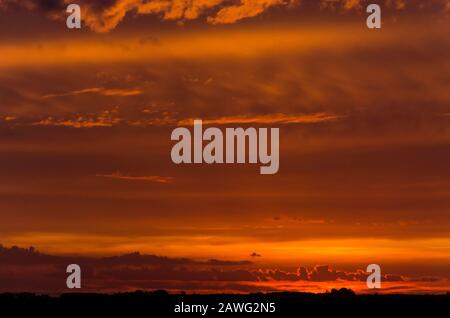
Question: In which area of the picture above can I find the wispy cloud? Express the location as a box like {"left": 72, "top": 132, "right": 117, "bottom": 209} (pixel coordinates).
{"left": 27, "top": 113, "right": 339, "bottom": 129}
{"left": 96, "top": 172, "right": 175, "bottom": 184}
{"left": 177, "top": 113, "right": 341, "bottom": 125}
{"left": 0, "top": 116, "right": 16, "bottom": 121}
{"left": 42, "top": 87, "right": 142, "bottom": 99}
{"left": 207, "top": 0, "right": 299, "bottom": 25}
{"left": 32, "top": 116, "right": 120, "bottom": 128}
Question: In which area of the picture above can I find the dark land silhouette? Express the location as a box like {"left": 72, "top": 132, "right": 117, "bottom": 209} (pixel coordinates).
{"left": 1, "top": 289, "right": 449, "bottom": 316}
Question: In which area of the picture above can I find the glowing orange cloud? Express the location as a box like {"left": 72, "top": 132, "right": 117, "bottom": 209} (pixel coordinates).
{"left": 2, "top": 0, "right": 449, "bottom": 32}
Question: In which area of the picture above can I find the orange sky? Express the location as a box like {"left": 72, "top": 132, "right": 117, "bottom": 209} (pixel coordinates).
{"left": 0, "top": 0, "right": 449, "bottom": 294}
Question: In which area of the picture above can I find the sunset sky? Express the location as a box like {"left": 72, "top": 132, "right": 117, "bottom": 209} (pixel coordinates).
{"left": 0, "top": 0, "right": 449, "bottom": 294}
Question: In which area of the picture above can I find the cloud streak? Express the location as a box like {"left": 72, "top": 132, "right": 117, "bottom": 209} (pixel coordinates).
{"left": 96, "top": 172, "right": 175, "bottom": 184}
{"left": 178, "top": 113, "right": 341, "bottom": 125}
{"left": 42, "top": 87, "right": 142, "bottom": 99}
{"left": 32, "top": 116, "right": 120, "bottom": 128}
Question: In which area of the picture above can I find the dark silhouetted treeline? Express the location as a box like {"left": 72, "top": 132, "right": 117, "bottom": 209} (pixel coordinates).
{"left": 0, "top": 288, "right": 448, "bottom": 316}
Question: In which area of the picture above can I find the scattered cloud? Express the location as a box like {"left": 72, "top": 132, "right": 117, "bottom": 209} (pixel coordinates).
{"left": 0, "top": 245, "right": 446, "bottom": 293}
{"left": 250, "top": 252, "right": 262, "bottom": 257}
{"left": 1, "top": 0, "right": 449, "bottom": 32}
